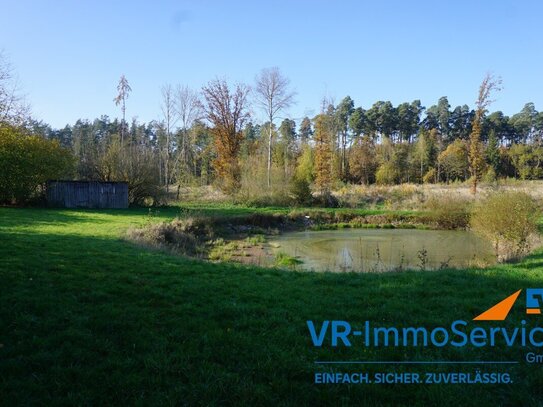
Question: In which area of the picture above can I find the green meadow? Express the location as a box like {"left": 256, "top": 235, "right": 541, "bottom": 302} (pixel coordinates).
{"left": 2, "top": 206, "right": 543, "bottom": 406}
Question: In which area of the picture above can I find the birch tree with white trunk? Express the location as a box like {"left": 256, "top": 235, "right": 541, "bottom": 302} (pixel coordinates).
{"left": 254, "top": 67, "right": 295, "bottom": 187}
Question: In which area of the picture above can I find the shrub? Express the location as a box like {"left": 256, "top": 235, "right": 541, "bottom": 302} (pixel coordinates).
{"left": 295, "top": 144, "right": 315, "bottom": 183}
{"left": 482, "top": 167, "right": 497, "bottom": 184}
{"left": 289, "top": 176, "right": 313, "bottom": 206}
{"left": 470, "top": 191, "right": 539, "bottom": 261}
{"left": 438, "top": 140, "right": 468, "bottom": 182}
{"left": 508, "top": 144, "right": 543, "bottom": 180}
{"left": 424, "top": 195, "right": 471, "bottom": 229}
{"left": 0, "top": 124, "right": 75, "bottom": 204}
{"left": 98, "top": 138, "right": 163, "bottom": 205}
{"left": 375, "top": 162, "right": 398, "bottom": 185}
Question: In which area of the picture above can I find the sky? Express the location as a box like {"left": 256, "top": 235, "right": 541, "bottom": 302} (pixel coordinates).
{"left": 1, "top": 0, "right": 542, "bottom": 129}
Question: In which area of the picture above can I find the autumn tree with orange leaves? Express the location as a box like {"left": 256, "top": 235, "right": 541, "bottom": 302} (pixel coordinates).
{"left": 202, "top": 79, "right": 250, "bottom": 194}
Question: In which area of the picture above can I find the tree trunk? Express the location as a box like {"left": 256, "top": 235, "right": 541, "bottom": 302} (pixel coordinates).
{"left": 341, "top": 131, "right": 347, "bottom": 179}
{"left": 471, "top": 173, "right": 477, "bottom": 195}
{"left": 121, "top": 99, "right": 126, "bottom": 143}
{"left": 267, "top": 117, "right": 272, "bottom": 188}
{"left": 165, "top": 136, "right": 170, "bottom": 193}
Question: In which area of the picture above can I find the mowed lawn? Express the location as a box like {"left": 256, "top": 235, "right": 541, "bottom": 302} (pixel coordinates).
{"left": 2, "top": 207, "right": 543, "bottom": 406}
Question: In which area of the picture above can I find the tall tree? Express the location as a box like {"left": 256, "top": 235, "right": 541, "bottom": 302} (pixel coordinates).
{"left": 438, "top": 140, "right": 469, "bottom": 182}
{"left": 349, "top": 135, "right": 376, "bottom": 185}
{"left": 113, "top": 74, "right": 132, "bottom": 142}
{"left": 414, "top": 130, "right": 430, "bottom": 181}
{"left": 450, "top": 105, "right": 474, "bottom": 141}
{"left": 469, "top": 73, "right": 502, "bottom": 194}
{"left": 349, "top": 107, "right": 366, "bottom": 139}
{"left": 202, "top": 79, "right": 250, "bottom": 194}
{"left": 277, "top": 118, "right": 297, "bottom": 178}
{"left": 175, "top": 85, "right": 202, "bottom": 184}
{"left": 397, "top": 100, "right": 423, "bottom": 143}
{"left": 485, "top": 111, "right": 511, "bottom": 145}
{"left": 437, "top": 96, "right": 451, "bottom": 139}
{"left": 298, "top": 116, "right": 313, "bottom": 144}
{"left": 159, "top": 84, "right": 178, "bottom": 191}
{"left": 510, "top": 102, "right": 538, "bottom": 143}
{"left": 366, "top": 101, "right": 397, "bottom": 141}
{"left": 379, "top": 101, "right": 398, "bottom": 141}
{"left": 336, "top": 96, "right": 354, "bottom": 179}
{"left": 486, "top": 129, "right": 501, "bottom": 174}
{"left": 254, "top": 67, "right": 296, "bottom": 187}
{"left": 313, "top": 113, "right": 333, "bottom": 198}
{"left": 0, "top": 52, "right": 29, "bottom": 126}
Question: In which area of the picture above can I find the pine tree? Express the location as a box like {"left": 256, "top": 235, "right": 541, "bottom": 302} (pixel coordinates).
{"left": 299, "top": 117, "right": 313, "bottom": 144}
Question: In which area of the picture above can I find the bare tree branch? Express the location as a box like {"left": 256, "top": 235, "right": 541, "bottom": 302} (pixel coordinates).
{"left": 0, "top": 51, "right": 30, "bottom": 126}
{"left": 254, "top": 67, "right": 296, "bottom": 187}
{"left": 113, "top": 74, "right": 131, "bottom": 141}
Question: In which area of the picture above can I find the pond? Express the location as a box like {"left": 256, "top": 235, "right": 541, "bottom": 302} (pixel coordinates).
{"left": 269, "top": 228, "right": 496, "bottom": 272}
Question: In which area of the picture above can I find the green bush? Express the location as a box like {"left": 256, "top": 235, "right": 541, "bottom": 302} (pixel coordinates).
{"left": 0, "top": 124, "right": 74, "bottom": 204}
{"left": 482, "top": 167, "right": 497, "bottom": 184}
{"left": 289, "top": 176, "right": 313, "bottom": 206}
{"left": 375, "top": 162, "right": 398, "bottom": 185}
{"left": 471, "top": 191, "right": 539, "bottom": 261}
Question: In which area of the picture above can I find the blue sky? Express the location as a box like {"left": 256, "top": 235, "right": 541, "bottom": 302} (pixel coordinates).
{"left": 1, "top": 0, "right": 542, "bottom": 128}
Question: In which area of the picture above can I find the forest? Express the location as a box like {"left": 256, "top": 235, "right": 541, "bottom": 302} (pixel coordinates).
{"left": 2, "top": 54, "right": 543, "bottom": 206}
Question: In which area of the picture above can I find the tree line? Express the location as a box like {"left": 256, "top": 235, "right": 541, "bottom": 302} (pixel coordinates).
{"left": 1, "top": 53, "right": 543, "bottom": 205}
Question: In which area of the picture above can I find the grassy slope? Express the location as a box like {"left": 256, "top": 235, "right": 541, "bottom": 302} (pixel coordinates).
{"left": 1, "top": 207, "right": 543, "bottom": 406}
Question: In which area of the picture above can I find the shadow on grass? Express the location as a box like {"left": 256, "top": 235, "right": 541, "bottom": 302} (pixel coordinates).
{"left": 0, "top": 207, "right": 183, "bottom": 230}
{"left": 2, "top": 227, "right": 543, "bottom": 406}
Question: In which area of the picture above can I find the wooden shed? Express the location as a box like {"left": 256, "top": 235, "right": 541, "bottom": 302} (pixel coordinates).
{"left": 46, "top": 181, "right": 129, "bottom": 209}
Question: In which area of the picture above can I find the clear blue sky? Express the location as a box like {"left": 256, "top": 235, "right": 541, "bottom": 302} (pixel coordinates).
{"left": 1, "top": 0, "right": 542, "bottom": 128}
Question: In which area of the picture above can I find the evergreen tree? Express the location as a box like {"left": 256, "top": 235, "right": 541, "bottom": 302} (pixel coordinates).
{"left": 486, "top": 130, "right": 501, "bottom": 174}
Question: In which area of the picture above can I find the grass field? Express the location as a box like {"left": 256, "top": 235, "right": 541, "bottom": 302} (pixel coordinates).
{"left": 2, "top": 206, "right": 543, "bottom": 406}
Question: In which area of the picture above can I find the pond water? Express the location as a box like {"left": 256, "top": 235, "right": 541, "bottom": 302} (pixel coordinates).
{"left": 269, "top": 228, "right": 496, "bottom": 272}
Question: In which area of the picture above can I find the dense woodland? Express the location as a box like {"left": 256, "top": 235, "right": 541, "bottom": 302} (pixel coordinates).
{"left": 2, "top": 53, "right": 543, "bottom": 205}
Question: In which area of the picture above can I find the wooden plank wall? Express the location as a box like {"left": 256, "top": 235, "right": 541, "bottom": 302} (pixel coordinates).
{"left": 46, "top": 181, "right": 129, "bottom": 209}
